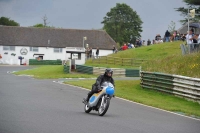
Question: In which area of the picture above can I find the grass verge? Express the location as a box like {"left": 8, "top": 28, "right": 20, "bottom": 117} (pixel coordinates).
{"left": 13, "top": 65, "right": 96, "bottom": 79}
{"left": 64, "top": 80, "right": 200, "bottom": 118}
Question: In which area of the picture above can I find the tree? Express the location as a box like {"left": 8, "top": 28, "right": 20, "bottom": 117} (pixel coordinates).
{"left": 101, "top": 3, "right": 143, "bottom": 45}
{"left": 168, "top": 21, "right": 176, "bottom": 33}
{"left": 176, "top": 0, "right": 200, "bottom": 25}
{"left": 0, "top": 17, "right": 19, "bottom": 26}
{"left": 33, "top": 23, "right": 45, "bottom": 27}
{"left": 31, "top": 15, "right": 58, "bottom": 28}
{"left": 32, "top": 23, "right": 56, "bottom": 28}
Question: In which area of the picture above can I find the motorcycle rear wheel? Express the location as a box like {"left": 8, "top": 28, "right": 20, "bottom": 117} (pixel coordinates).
{"left": 98, "top": 98, "right": 110, "bottom": 116}
{"left": 84, "top": 104, "right": 92, "bottom": 113}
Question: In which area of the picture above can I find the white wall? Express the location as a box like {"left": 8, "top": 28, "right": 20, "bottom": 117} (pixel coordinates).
{"left": 0, "top": 46, "right": 113, "bottom": 65}
{"left": 0, "top": 46, "right": 86, "bottom": 65}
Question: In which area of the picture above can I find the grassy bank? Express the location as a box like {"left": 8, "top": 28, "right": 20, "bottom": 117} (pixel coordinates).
{"left": 85, "top": 41, "right": 200, "bottom": 78}
{"left": 64, "top": 80, "right": 200, "bottom": 117}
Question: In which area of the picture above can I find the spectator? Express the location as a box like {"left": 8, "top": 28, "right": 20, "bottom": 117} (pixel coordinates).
{"left": 89, "top": 48, "right": 92, "bottom": 58}
{"left": 147, "top": 39, "right": 151, "bottom": 46}
{"left": 122, "top": 44, "right": 128, "bottom": 50}
{"left": 128, "top": 43, "right": 132, "bottom": 49}
{"left": 160, "top": 39, "right": 163, "bottom": 43}
{"left": 193, "top": 34, "right": 198, "bottom": 43}
{"left": 173, "top": 31, "right": 177, "bottom": 41}
{"left": 155, "top": 34, "right": 161, "bottom": 43}
{"left": 186, "top": 29, "right": 194, "bottom": 53}
{"left": 152, "top": 40, "right": 155, "bottom": 44}
{"left": 165, "top": 30, "right": 170, "bottom": 42}
{"left": 139, "top": 38, "right": 142, "bottom": 47}
{"left": 86, "top": 48, "right": 90, "bottom": 59}
{"left": 198, "top": 34, "right": 200, "bottom": 44}
{"left": 112, "top": 45, "right": 116, "bottom": 53}
{"left": 96, "top": 47, "right": 99, "bottom": 58}
{"left": 181, "top": 34, "right": 186, "bottom": 41}
{"left": 131, "top": 43, "right": 135, "bottom": 48}
{"left": 191, "top": 28, "right": 194, "bottom": 36}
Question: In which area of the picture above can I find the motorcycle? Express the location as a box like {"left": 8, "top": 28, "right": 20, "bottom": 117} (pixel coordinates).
{"left": 83, "top": 82, "right": 115, "bottom": 116}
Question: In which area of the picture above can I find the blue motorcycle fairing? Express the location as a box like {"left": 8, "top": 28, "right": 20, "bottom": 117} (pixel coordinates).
{"left": 89, "top": 96, "right": 96, "bottom": 103}
{"left": 106, "top": 86, "right": 114, "bottom": 95}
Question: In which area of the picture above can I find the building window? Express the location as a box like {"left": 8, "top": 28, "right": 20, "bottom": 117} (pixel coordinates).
{"left": 3, "top": 46, "right": 15, "bottom": 51}
{"left": 54, "top": 48, "right": 62, "bottom": 53}
{"left": 30, "top": 47, "right": 39, "bottom": 52}
{"left": 72, "top": 53, "right": 81, "bottom": 60}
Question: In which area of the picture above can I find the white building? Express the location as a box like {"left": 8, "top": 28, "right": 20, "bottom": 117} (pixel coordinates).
{"left": 0, "top": 26, "right": 117, "bottom": 65}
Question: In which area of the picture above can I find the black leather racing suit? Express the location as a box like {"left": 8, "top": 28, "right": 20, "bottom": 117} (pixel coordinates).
{"left": 86, "top": 73, "right": 115, "bottom": 101}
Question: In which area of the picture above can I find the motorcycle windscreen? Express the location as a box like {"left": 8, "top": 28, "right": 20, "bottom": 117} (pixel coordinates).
{"left": 106, "top": 86, "right": 114, "bottom": 95}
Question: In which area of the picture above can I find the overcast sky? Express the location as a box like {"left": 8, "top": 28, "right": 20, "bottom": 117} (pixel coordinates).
{"left": 0, "top": 0, "right": 187, "bottom": 43}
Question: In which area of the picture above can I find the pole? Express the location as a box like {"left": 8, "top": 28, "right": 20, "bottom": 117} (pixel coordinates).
{"left": 83, "top": 37, "right": 84, "bottom": 48}
{"left": 188, "top": 7, "right": 189, "bottom": 33}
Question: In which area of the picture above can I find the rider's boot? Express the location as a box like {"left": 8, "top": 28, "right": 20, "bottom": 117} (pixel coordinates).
{"left": 82, "top": 94, "right": 91, "bottom": 103}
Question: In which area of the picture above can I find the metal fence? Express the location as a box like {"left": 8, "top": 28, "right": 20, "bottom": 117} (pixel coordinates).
{"left": 92, "top": 56, "right": 147, "bottom": 67}
{"left": 140, "top": 71, "right": 200, "bottom": 103}
{"left": 180, "top": 43, "right": 200, "bottom": 55}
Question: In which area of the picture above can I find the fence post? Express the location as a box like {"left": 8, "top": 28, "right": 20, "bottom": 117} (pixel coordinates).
{"left": 131, "top": 58, "right": 133, "bottom": 66}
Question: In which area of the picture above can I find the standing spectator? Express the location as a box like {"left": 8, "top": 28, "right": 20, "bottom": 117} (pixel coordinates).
{"left": 147, "top": 39, "right": 151, "bottom": 46}
{"left": 165, "top": 30, "right": 170, "bottom": 42}
{"left": 112, "top": 45, "right": 116, "bottom": 53}
{"left": 143, "top": 40, "right": 145, "bottom": 46}
{"left": 131, "top": 43, "right": 135, "bottom": 48}
{"left": 198, "top": 34, "right": 200, "bottom": 44}
{"left": 152, "top": 40, "right": 155, "bottom": 44}
{"left": 0, "top": 54, "right": 2, "bottom": 59}
{"left": 136, "top": 40, "right": 139, "bottom": 47}
{"left": 181, "top": 34, "right": 186, "bottom": 41}
{"left": 173, "top": 31, "right": 177, "bottom": 41}
{"left": 139, "top": 38, "right": 142, "bottom": 47}
{"left": 191, "top": 28, "right": 194, "bottom": 36}
{"left": 96, "top": 47, "right": 99, "bottom": 58}
{"left": 86, "top": 48, "right": 90, "bottom": 59}
{"left": 89, "top": 48, "right": 92, "bottom": 58}
{"left": 176, "top": 32, "right": 181, "bottom": 40}
{"left": 186, "top": 29, "right": 194, "bottom": 53}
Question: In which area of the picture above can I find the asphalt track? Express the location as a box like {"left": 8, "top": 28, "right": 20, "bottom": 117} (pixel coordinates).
{"left": 0, "top": 66, "right": 199, "bottom": 133}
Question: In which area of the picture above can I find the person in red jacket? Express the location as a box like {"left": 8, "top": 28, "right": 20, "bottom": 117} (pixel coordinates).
{"left": 122, "top": 44, "right": 128, "bottom": 50}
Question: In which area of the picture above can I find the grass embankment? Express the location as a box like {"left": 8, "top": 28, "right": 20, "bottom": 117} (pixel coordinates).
{"left": 14, "top": 65, "right": 96, "bottom": 79}
{"left": 65, "top": 80, "right": 200, "bottom": 117}
{"left": 86, "top": 41, "right": 200, "bottom": 78}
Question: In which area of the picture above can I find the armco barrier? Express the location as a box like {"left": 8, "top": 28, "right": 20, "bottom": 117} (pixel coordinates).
{"left": 63, "top": 65, "right": 70, "bottom": 73}
{"left": 76, "top": 65, "right": 140, "bottom": 77}
{"left": 29, "top": 59, "right": 62, "bottom": 65}
{"left": 76, "top": 65, "right": 93, "bottom": 74}
{"left": 140, "top": 71, "right": 200, "bottom": 103}
{"left": 93, "top": 67, "right": 126, "bottom": 77}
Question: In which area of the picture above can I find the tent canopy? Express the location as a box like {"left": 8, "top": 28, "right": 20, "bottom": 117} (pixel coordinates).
{"left": 189, "top": 23, "right": 200, "bottom": 28}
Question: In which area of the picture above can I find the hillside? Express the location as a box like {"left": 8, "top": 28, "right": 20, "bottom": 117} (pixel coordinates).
{"left": 85, "top": 41, "right": 200, "bottom": 78}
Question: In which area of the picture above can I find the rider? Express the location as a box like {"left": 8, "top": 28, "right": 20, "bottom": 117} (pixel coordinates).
{"left": 83, "top": 68, "right": 115, "bottom": 103}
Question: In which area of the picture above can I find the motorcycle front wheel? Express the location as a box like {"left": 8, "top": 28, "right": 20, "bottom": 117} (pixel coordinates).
{"left": 98, "top": 98, "right": 110, "bottom": 116}
{"left": 84, "top": 104, "right": 92, "bottom": 113}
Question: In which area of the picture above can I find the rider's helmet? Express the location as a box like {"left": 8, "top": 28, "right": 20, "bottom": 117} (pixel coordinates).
{"left": 105, "top": 68, "right": 113, "bottom": 77}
